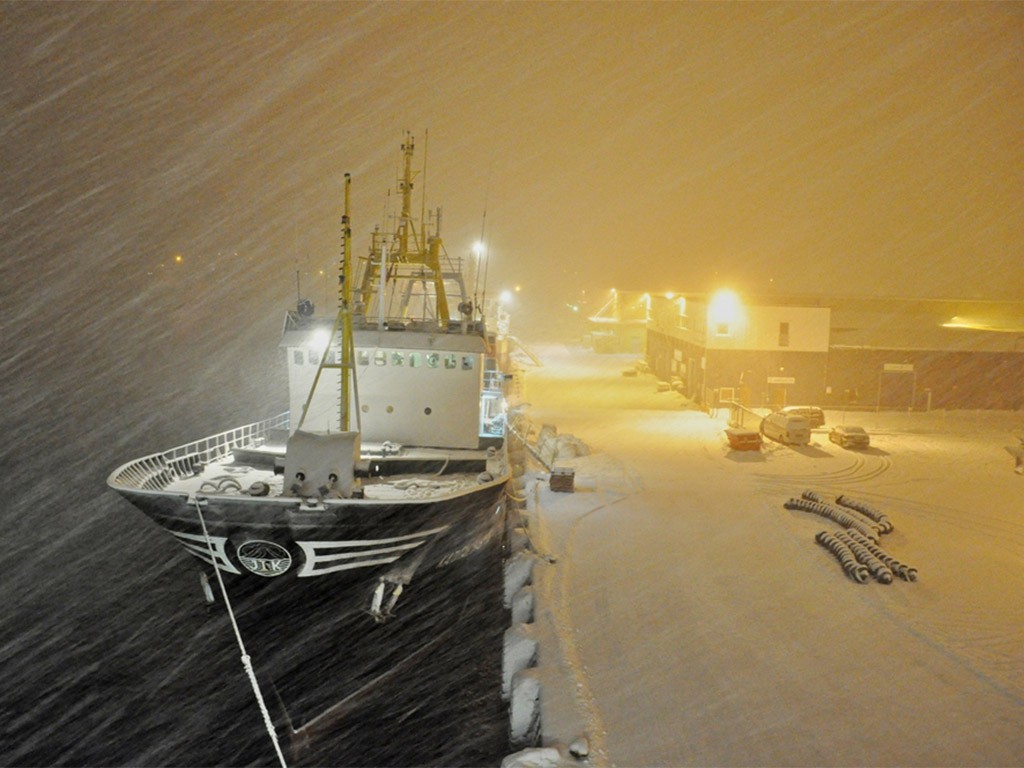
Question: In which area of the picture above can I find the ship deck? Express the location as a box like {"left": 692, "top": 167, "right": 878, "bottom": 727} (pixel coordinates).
{"left": 108, "top": 413, "right": 508, "bottom": 502}
{"left": 161, "top": 443, "right": 505, "bottom": 501}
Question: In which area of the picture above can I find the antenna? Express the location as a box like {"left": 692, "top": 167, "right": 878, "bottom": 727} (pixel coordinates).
{"left": 480, "top": 231, "right": 490, "bottom": 315}
{"left": 420, "top": 129, "right": 428, "bottom": 244}
{"left": 474, "top": 155, "right": 494, "bottom": 319}
{"left": 473, "top": 210, "right": 486, "bottom": 308}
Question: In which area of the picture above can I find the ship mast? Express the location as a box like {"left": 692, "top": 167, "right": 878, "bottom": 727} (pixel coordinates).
{"left": 339, "top": 173, "right": 356, "bottom": 431}
{"left": 295, "top": 173, "right": 359, "bottom": 432}
{"left": 357, "top": 133, "right": 453, "bottom": 328}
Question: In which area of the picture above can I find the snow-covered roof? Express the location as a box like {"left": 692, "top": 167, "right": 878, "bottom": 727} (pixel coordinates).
{"left": 826, "top": 298, "right": 1024, "bottom": 353}
{"left": 654, "top": 293, "right": 1024, "bottom": 353}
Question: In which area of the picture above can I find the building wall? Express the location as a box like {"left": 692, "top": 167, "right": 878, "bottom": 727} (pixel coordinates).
{"left": 650, "top": 297, "right": 830, "bottom": 352}
{"left": 647, "top": 328, "right": 827, "bottom": 406}
{"left": 646, "top": 294, "right": 1024, "bottom": 410}
{"left": 647, "top": 330, "right": 702, "bottom": 394}
{"left": 826, "top": 348, "right": 1024, "bottom": 410}
{"left": 706, "top": 349, "right": 828, "bottom": 407}
{"left": 648, "top": 296, "right": 830, "bottom": 406}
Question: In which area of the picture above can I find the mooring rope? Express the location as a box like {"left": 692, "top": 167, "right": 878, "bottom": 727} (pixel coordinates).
{"left": 192, "top": 495, "right": 288, "bottom": 768}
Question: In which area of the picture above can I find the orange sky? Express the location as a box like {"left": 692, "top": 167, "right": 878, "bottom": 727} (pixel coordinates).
{"left": 3, "top": 2, "right": 1022, "bottom": 323}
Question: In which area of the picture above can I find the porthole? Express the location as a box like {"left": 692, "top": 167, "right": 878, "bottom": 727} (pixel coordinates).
{"left": 424, "top": 407, "right": 432, "bottom": 415}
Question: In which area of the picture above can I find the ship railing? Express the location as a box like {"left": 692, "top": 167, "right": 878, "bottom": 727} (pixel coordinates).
{"left": 483, "top": 369, "right": 505, "bottom": 392}
{"left": 352, "top": 316, "right": 486, "bottom": 334}
{"left": 108, "top": 412, "right": 290, "bottom": 492}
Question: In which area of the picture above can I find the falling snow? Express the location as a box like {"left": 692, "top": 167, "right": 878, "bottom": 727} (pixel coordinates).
{"left": 1, "top": 3, "right": 1022, "bottom": 766}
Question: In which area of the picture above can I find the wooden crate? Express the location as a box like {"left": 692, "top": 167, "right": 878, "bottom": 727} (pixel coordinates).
{"left": 549, "top": 467, "right": 575, "bottom": 492}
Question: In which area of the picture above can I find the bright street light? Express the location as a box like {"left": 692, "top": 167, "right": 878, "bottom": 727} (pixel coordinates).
{"left": 707, "top": 289, "right": 743, "bottom": 327}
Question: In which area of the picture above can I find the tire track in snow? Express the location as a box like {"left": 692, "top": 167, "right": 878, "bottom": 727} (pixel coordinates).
{"left": 753, "top": 452, "right": 893, "bottom": 489}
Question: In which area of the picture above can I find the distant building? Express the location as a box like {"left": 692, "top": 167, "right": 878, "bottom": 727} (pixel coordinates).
{"left": 585, "top": 289, "right": 648, "bottom": 354}
{"left": 646, "top": 293, "right": 1024, "bottom": 410}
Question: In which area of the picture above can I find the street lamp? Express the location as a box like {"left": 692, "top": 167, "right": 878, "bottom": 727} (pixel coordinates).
{"left": 704, "top": 289, "right": 745, "bottom": 410}
{"left": 707, "top": 289, "right": 743, "bottom": 337}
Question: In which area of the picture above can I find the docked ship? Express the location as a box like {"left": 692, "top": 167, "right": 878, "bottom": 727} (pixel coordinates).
{"left": 107, "top": 135, "right": 513, "bottom": 763}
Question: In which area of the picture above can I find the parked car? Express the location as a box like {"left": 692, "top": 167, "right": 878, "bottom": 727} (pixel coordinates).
{"left": 760, "top": 412, "right": 812, "bottom": 445}
{"left": 780, "top": 405, "right": 825, "bottom": 428}
{"left": 829, "top": 424, "right": 870, "bottom": 449}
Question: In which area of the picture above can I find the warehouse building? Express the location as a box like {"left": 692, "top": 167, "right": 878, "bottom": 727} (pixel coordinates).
{"left": 645, "top": 292, "right": 1024, "bottom": 411}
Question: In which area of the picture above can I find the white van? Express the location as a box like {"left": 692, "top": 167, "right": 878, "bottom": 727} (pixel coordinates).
{"left": 760, "top": 412, "right": 811, "bottom": 445}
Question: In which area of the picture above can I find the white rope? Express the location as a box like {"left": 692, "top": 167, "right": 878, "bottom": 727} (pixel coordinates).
{"left": 192, "top": 496, "right": 289, "bottom": 768}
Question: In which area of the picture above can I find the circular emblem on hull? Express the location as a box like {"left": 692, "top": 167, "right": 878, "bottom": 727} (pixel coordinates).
{"left": 236, "top": 540, "right": 292, "bottom": 577}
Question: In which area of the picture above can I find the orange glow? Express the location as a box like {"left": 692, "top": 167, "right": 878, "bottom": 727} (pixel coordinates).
{"left": 707, "top": 290, "right": 742, "bottom": 325}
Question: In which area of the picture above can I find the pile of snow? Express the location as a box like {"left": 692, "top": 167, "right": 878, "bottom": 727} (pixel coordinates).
{"left": 535, "top": 424, "right": 589, "bottom": 465}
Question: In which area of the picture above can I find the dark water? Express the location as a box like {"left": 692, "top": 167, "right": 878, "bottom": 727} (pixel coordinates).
{"left": 1, "top": 6, "right": 519, "bottom": 765}
{"left": 1, "top": 397, "right": 510, "bottom": 768}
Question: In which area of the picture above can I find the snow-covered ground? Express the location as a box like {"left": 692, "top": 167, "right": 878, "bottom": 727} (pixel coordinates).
{"left": 510, "top": 343, "right": 1024, "bottom": 767}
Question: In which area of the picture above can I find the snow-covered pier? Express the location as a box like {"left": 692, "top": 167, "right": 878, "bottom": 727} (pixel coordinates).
{"left": 503, "top": 344, "right": 1024, "bottom": 767}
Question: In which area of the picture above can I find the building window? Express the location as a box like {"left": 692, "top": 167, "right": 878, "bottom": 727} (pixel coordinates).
{"left": 427, "top": 353, "right": 439, "bottom": 368}
{"left": 374, "top": 350, "right": 387, "bottom": 366}
{"left": 293, "top": 350, "right": 303, "bottom": 365}
{"left": 308, "top": 349, "right": 320, "bottom": 364}
{"left": 357, "top": 350, "right": 370, "bottom": 366}
{"left": 462, "top": 355, "right": 474, "bottom": 370}
{"left": 444, "top": 354, "right": 457, "bottom": 369}
{"left": 715, "top": 322, "right": 730, "bottom": 337}
{"left": 409, "top": 352, "right": 421, "bottom": 368}
{"left": 391, "top": 351, "right": 404, "bottom": 366}
{"left": 779, "top": 322, "right": 790, "bottom": 348}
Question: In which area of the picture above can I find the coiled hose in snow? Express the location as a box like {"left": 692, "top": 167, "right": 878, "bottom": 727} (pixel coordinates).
{"left": 786, "top": 495, "right": 879, "bottom": 541}
{"left": 814, "top": 530, "right": 869, "bottom": 584}
{"left": 833, "top": 529, "right": 893, "bottom": 584}
{"left": 835, "top": 494, "right": 894, "bottom": 534}
{"left": 844, "top": 527, "right": 918, "bottom": 581}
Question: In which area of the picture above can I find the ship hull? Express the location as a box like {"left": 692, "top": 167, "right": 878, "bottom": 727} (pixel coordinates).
{"left": 113, "top": 478, "right": 511, "bottom": 762}
{"left": 115, "top": 477, "right": 508, "bottom": 584}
